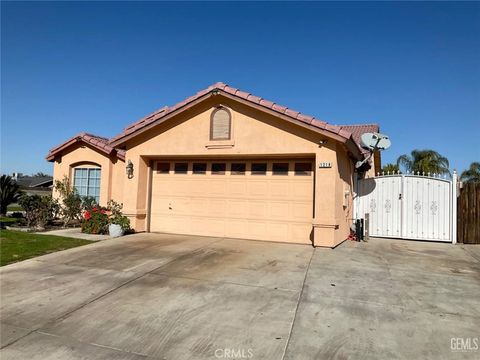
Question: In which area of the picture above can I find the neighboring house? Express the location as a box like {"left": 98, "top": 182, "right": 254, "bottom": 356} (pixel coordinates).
{"left": 46, "top": 83, "right": 379, "bottom": 248}
{"left": 12, "top": 173, "right": 53, "bottom": 196}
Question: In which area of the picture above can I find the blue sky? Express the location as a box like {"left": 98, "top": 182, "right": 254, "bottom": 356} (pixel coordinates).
{"left": 2, "top": 1, "right": 479, "bottom": 176}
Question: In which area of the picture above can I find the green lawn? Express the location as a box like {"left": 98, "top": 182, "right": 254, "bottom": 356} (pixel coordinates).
{"left": 0, "top": 230, "right": 93, "bottom": 266}
{"left": 0, "top": 217, "right": 21, "bottom": 224}
{"left": 7, "top": 205, "right": 23, "bottom": 212}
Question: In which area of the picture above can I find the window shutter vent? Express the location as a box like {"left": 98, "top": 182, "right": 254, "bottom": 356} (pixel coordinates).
{"left": 211, "top": 108, "right": 231, "bottom": 140}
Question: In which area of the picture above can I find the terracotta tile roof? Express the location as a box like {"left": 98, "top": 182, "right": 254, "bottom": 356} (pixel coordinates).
{"left": 46, "top": 132, "right": 125, "bottom": 162}
{"left": 47, "top": 83, "right": 379, "bottom": 163}
{"left": 109, "top": 82, "right": 356, "bottom": 146}
{"left": 339, "top": 124, "right": 380, "bottom": 154}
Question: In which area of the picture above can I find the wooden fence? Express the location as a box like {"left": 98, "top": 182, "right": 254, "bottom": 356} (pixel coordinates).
{"left": 457, "top": 182, "right": 480, "bottom": 244}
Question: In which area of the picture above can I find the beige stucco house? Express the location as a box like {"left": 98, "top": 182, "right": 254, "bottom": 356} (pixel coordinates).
{"left": 46, "top": 83, "right": 379, "bottom": 248}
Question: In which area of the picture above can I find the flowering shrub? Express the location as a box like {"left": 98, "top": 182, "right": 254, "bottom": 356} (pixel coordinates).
{"left": 81, "top": 206, "right": 109, "bottom": 234}
{"left": 81, "top": 200, "right": 131, "bottom": 235}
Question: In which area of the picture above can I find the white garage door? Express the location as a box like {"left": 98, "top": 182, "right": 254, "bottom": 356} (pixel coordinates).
{"left": 149, "top": 159, "right": 314, "bottom": 244}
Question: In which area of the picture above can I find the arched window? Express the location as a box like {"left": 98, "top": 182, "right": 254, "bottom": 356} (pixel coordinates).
{"left": 73, "top": 167, "right": 101, "bottom": 202}
{"left": 210, "top": 107, "right": 231, "bottom": 140}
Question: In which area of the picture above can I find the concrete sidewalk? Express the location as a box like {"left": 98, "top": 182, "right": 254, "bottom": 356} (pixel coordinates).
{"left": 35, "top": 227, "right": 112, "bottom": 241}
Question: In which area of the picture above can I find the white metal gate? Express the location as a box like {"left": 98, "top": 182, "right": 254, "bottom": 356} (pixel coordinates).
{"left": 355, "top": 172, "right": 457, "bottom": 243}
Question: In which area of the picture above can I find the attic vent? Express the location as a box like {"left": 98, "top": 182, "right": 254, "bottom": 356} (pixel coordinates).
{"left": 210, "top": 107, "right": 231, "bottom": 140}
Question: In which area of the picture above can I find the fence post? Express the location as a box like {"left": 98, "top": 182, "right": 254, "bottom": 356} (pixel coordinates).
{"left": 452, "top": 170, "right": 458, "bottom": 244}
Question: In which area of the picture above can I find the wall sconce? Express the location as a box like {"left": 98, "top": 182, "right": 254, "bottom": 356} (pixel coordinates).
{"left": 318, "top": 139, "right": 328, "bottom": 146}
{"left": 126, "top": 160, "right": 134, "bottom": 179}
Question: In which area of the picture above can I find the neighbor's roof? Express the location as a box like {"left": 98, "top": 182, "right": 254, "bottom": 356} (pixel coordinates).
{"left": 15, "top": 176, "right": 53, "bottom": 188}
{"left": 46, "top": 132, "right": 125, "bottom": 162}
{"left": 109, "top": 82, "right": 357, "bottom": 149}
{"left": 339, "top": 124, "right": 380, "bottom": 154}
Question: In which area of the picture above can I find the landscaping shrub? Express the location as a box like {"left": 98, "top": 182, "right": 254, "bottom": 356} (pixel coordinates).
{"left": 80, "top": 200, "right": 131, "bottom": 235}
{"left": 54, "top": 177, "right": 83, "bottom": 226}
{"left": 107, "top": 200, "right": 131, "bottom": 232}
{"left": 81, "top": 206, "right": 109, "bottom": 234}
{"left": 18, "top": 195, "right": 59, "bottom": 229}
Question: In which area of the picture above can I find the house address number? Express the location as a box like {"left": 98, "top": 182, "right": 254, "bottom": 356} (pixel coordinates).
{"left": 318, "top": 162, "right": 332, "bottom": 168}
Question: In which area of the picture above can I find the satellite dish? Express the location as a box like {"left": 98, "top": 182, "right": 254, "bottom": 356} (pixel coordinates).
{"left": 360, "top": 133, "right": 391, "bottom": 151}
{"left": 355, "top": 132, "right": 392, "bottom": 169}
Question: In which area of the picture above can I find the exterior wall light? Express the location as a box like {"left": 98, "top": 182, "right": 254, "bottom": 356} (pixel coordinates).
{"left": 126, "top": 160, "right": 134, "bottom": 179}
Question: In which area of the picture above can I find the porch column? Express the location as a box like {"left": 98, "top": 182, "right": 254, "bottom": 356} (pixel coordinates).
{"left": 122, "top": 155, "right": 149, "bottom": 232}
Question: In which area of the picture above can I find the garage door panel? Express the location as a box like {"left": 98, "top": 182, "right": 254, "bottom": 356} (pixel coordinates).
{"left": 150, "top": 160, "right": 313, "bottom": 244}
{"left": 268, "top": 201, "right": 291, "bottom": 219}
{"left": 209, "top": 180, "right": 227, "bottom": 195}
{"left": 172, "top": 179, "right": 190, "bottom": 196}
{"left": 270, "top": 181, "right": 291, "bottom": 197}
{"left": 208, "top": 218, "right": 226, "bottom": 236}
{"left": 208, "top": 199, "right": 227, "bottom": 216}
{"left": 227, "top": 219, "right": 249, "bottom": 237}
{"left": 155, "top": 215, "right": 185, "bottom": 234}
{"left": 292, "top": 203, "right": 312, "bottom": 219}
{"left": 228, "top": 180, "right": 248, "bottom": 196}
{"left": 248, "top": 181, "right": 269, "bottom": 197}
{"left": 267, "top": 221, "right": 289, "bottom": 241}
{"left": 228, "top": 200, "right": 249, "bottom": 217}
{"left": 189, "top": 180, "right": 210, "bottom": 195}
{"left": 292, "top": 181, "right": 313, "bottom": 200}
{"left": 188, "top": 198, "right": 207, "bottom": 214}
{"left": 170, "top": 198, "right": 192, "bottom": 214}
{"left": 249, "top": 221, "right": 269, "bottom": 238}
{"left": 249, "top": 201, "right": 267, "bottom": 218}
{"left": 189, "top": 218, "right": 205, "bottom": 235}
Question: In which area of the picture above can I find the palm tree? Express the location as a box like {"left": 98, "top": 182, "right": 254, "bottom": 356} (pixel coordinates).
{"left": 0, "top": 175, "right": 23, "bottom": 216}
{"left": 460, "top": 162, "right": 480, "bottom": 183}
{"left": 397, "top": 150, "right": 450, "bottom": 175}
{"left": 381, "top": 163, "right": 400, "bottom": 174}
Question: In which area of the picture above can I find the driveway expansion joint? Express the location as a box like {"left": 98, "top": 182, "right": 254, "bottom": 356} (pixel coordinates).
{"left": 280, "top": 245, "right": 314, "bottom": 360}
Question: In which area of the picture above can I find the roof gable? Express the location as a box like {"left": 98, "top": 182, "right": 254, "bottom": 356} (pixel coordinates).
{"left": 109, "top": 83, "right": 360, "bottom": 155}
{"left": 46, "top": 132, "right": 125, "bottom": 162}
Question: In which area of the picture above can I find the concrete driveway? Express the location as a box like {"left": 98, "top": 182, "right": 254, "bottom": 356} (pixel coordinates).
{"left": 1, "top": 234, "right": 479, "bottom": 359}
